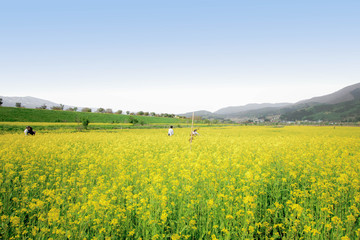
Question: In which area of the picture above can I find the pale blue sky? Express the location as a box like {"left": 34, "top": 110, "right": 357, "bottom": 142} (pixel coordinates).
{"left": 1, "top": 1, "right": 359, "bottom": 113}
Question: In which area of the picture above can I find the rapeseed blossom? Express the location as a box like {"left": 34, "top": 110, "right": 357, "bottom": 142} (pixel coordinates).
{"left": 0, "top": 126, "right": 359, "bottom": 239}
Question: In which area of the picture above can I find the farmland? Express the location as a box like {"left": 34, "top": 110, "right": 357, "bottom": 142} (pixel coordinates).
{"left": 0, "top": 107, "right": 184, "bottom": 124}
{"left": 1, "top": 126, "right": 360, "bottom": 239}
{"left": 0, "top": 107, "right": 191, "bottom": 133}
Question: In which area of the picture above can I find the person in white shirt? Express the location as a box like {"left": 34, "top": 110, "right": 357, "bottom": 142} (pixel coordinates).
{"left": 192, "top": 129, "right": 199, "bottom": 136}
{"left": 168, "top": 126, "right": 174, "bottom": 136}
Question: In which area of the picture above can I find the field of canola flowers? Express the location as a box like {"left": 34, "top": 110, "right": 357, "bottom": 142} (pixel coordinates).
{"left": 1, "top": 126, "right": 360, "bottom": 239}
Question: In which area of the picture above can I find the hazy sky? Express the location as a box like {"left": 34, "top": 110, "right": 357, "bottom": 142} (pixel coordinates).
{"left": 1, "top": 1, "right": 359, "bottom": 113}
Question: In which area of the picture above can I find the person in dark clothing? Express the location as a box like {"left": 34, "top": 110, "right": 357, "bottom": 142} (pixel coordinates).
{"left": 24, "top": 126, "right": 36, "bottom": 135}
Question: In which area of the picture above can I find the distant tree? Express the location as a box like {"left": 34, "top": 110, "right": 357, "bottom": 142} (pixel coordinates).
{"left": 137, "top": 111, "right": 144, "bottom": 116}
{"left": 16, "top": 102, "right": 21, "bottom": 108}
{"left": 60, "top": 104, "right": 64, "bottom": 110}
{"left": 82, "top": 118, "right": 90, "bottom": 130}
{"left": 204, "top": 119, "right": 211, "bottom": 125}
{"left": 39, "top": 104, "right": 47, "bottom": 109}
{"left": 66, "top": 107, "right": 78, "bottom": 111}
{"left": 128, "top": 116, "right": 138, "bottom": 124}
{"left": 126, "top": 111, "right": 130, "bottom": 115}
{"left": 81, "top": 107, "right": 92, "bottom": 112}
{"left": 51, "top": 106, "right": 63, "bottom": 110}
{"left": 115, "top": 110, "right": 123, "bottom": 114}
{"left": 150, "top": 112, "right": 156, "bottom": 117}
{"left": 97, "top": 108, "right": 105, "bottom": 113}
{"left": 144, "top": 112, "right": 149, "bottom": 116}
{"left": 130, "top": 112, "right": 135, "bottom": 115}
{"left": 0, "top": 98, "right": 3, "bottom": 106}
{"left": 106, "top": 108, "right": 113, "bottom": 114}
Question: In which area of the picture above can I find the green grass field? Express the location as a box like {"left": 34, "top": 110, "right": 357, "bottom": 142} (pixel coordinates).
{"left": 0, "top": 107, "right": 206, "bottom": 133}
{"left": 0, "top": 107, "right": 184, "bottom": 124}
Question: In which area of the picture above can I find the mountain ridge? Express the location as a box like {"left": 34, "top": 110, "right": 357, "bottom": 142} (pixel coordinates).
{"left": 0, "top": 96, "right": 75, "bottom": 109}
{"left": 179, "top": 82, "right": 360, "bottom": 121}
{"left": 214, "top": 103, "right": 292, "bottom": 115}
{"left": 296, "top": 82, "right": 360, "bottom": 105}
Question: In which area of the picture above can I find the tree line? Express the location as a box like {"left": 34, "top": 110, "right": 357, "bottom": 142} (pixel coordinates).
{"left": 0, "top": 99, "right": 181, "bottom": 119}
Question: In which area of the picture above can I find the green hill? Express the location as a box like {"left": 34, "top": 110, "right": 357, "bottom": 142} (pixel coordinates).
{"left": 280, "top": 99, "right": 360, "bottom": 122}
{"left": 0, "top": 107, "right": 182, "bottom": 124}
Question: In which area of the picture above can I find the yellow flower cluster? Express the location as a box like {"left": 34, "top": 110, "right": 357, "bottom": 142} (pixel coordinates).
{"left": 0, "top": 126, "right": 359, "bottom": 239}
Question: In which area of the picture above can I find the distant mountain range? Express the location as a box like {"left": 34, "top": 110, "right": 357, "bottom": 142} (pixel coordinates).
{"left": 0, "top": 96, "right": 66, "bottom": 109}
{"left": 214, "top": 103, "right": 292, "bottom": 115}
{"left": 1, "top": 82, "right": 360, "bottom": 122}
{"left": 179, "top": 82, "right": 360, "bottom": 122}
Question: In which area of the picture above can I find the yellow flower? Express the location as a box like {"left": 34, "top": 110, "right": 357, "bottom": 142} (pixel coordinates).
{"left": 303, "top": 225, "right": 311, "bottom": 233}
{"left": 331, "top": 216, "right": 342, "bottom": 225}
{"left": 346, "top": 214, "right": 356, "bottom": 224}
{"left": 10, "top": 216, "right": 20, "bottom": 226}
{"left": 48, "top": 208, "right": 60, "bottom": 225}
{"left": 128, "top": 229, "right": 135, "bottom": 236}
{"left": 171, "top": 234, "right": 181, "bottom": 240}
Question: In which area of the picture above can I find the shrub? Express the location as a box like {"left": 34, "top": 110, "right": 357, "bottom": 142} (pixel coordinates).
{"left": 82, "top": 118, "right": 90, "bottom": 130}
{"left": 128, "top": 116, "right": 138, "bottom": 125}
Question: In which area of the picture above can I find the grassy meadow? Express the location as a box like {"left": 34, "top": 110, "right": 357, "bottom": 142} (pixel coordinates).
{"left": 1, "top": 126, "right": 360, "bottom": 239}
{"left": 0, "top": 107, "right": 191, "bottom": 133}
{"left": 0, "top": 107, "right": 183, "bottom": 124}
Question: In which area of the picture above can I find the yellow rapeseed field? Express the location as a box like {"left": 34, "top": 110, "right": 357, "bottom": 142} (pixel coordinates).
{"left": 1, "top": 126, "right": 360, "bottom": 239}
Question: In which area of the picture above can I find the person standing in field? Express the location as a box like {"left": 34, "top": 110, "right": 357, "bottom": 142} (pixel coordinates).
{"left": 168, "top": 126, "right": 174, "bottom": 136}
{"left": 192, "top": 129, "right": 199, "bottom": 136}
{"left": 24, "top": 126, "right": 36, "bottom": 136}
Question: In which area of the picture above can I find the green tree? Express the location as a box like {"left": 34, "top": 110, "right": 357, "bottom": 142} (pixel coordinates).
{"left": 16, "top": 102, "right": 21, "bottom": 108}
{"left": 81, "top": 107, "right": 92, "bottom": 112}
{"left": 204, "top": 119, "right": 211, "bottom": 125}
{"left": 115, "top": 110, "right": 123, "bottom": 114}
{"left": 0, "top": 98, "right": 3, "bottom": 106}
{"left": 67, "top": 107, "right": 78, "bottom": 112}
{"left": 51, "top": 106, "right": 63, "bottom": 110}
{"left": 97, "top": 108, "right": 105, "bottom": 113}
{"left": 82, "top": 118, "right": 90, "bottom": 130}
{"left": 128, "top": 116, "right": 138, "bottom": 124}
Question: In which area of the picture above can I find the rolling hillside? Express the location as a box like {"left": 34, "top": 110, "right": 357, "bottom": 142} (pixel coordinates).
{"left": 281, "top": 89, "right": 360, "bottom": 122}
{"left": 178, "top": 82, "right": 360, "bottom": 122}
{"left": 0, "top": 107, "right": 182, "bottom": 124}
